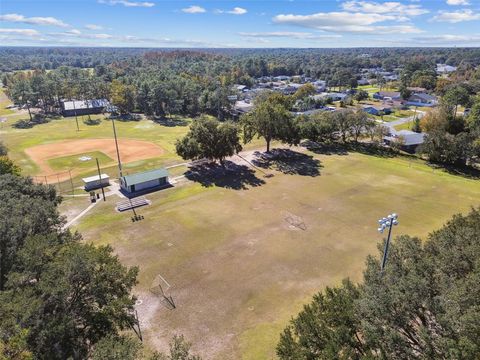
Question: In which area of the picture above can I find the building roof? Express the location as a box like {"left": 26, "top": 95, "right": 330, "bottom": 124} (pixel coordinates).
{"left": 378, "top": 91, "right": 400, "bottom": 98}
{"left": 121, "top": 168, "right": 169, "bottom": 187}
{"left": 82, "top": 174, "right": 110, "bottom": 183}
{"left": 62, "top": 99, "right": 110, "bottom": 111}
{"left": 407, "top": 87, "right": 427, "bottom": 93}
{"left": 410, "top": 93, "right": 437, "bottom": 102}
{"left": 385, "top": 131, "right": 425, "bottom": 146}
{"left": 234, "top": 100, "right": 254, "bottom": 113}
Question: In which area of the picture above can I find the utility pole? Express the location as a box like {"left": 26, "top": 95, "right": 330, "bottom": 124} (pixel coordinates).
{"left": 96, "top": 158, "right": 106, "bottom": 202}
{"left": 73, "top": 100, "right": 80, "bottom": 132}
{"left": 377, "top": 213, "right": 399, "bottom": 272}
{"left": 111, "top": 117, "right": 123, "bottom": 177}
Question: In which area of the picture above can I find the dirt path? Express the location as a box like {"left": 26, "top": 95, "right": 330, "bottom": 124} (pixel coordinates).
{"left": 25, "top": 138, "right": 164, "bottom": 181}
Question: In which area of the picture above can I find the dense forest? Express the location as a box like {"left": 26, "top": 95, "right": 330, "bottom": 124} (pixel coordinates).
{"left": 2, "top": 46, "right": 480, "bottom": 76}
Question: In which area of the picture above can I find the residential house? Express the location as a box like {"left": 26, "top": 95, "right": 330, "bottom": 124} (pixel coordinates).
{"left": 273, "top": 75, "right": 290, "bottom": 81}
{"left": 315, "top": 92, "right": 348, "bottom": 102}
{"left": 373, "top": 91, "right": 401, "bottom": 101}
{"left": 384, "top": 130, "right": 425, "bottom": 153}
{"left": 436, "top": 64, "right": 457, "bottom": 75}
{"left": 363, "top": 105, "right": 392, "bottom": 116}
{"left": 406, "top": 93, "right": 438, "bottom": 107}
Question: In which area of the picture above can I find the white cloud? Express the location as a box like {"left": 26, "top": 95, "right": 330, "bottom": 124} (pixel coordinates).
{"left": 85, "top": 24, "right": 103, "bottom": 30}
{"left": 432, "top": 9, "right": 480, "bottom": 23}
{"left": 272, "top": 11, "right": 422, "bottom": 33}
{"left": 0, "top": 28, "right": 40, "bottom": 36}
{"left": 68, "top": 29, "right": 82, "bottom": 35}
{"left": 181, "top": 5, "right": 206, "bottom": 14}
{"left": 342, "top": 1, "right": 429, "bottom": 16}
{"left": 411, "top": 34, "right": 480, "bottom": 44}
{"left": 228, "top": 7, "right": 247, "bottom": 15}
{"left": 239, "top": 31, "right": 341, "bottom": 39}
{"left": 98, "top": 0, "right": 154, "bottom": 8}
{"left": 0, "top": 13, "right": 69, "bottom": 27}
{"left": 215, "top": 7, "right": 247, "bottom": 15}
{"left": 446, "top": 0, "right": 470, "bottom": 5}
{"left": 52, "top": 29, "right": 114, "bottom": 39}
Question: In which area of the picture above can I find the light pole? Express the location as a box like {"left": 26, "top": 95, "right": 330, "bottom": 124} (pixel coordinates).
{"left": 111, "top": 117, "right": 123, "bottom": 177}
{"left": 377, "top": 213, "right": 399, "bottom": 272}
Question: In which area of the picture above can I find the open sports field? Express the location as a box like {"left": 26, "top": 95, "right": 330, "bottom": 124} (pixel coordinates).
{"left": 26, "top": 138, "right": 164, "bottom": 181}
{"left": 1, "top": 114, "right": 191, "bottom": 184}
{"left": 70, "top": 150, "right": 480, "bottom": 360}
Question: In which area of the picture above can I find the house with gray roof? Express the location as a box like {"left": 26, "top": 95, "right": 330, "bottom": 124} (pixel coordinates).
{"left": 384, "top": 130, "right": 425, "bottom": 153}
{"left": 406, "top": 93, "right": 438, "bottom": 107}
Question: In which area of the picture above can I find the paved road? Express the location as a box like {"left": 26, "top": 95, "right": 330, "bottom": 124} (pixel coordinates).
{"left": 382, "top": 110, "right": 425, "bottom": 135}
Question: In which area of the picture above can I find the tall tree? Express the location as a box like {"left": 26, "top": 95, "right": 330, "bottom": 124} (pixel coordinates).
{"left": 241, "top": 93, "right": 299, "bottom": 152}
{"left": 277, "top": 279, "right": 369, "bottom": 360}
{"left": 0, "top": 175, "right": 61, "bottom": 290}
{"left": 110, "top": 79, "right": 135, "bottom": 115}
{"left": 1, "top": 236, "right": 139, "bottom": 359}
{"left": 176, "top": 117, "right": 242, "bottom": 167}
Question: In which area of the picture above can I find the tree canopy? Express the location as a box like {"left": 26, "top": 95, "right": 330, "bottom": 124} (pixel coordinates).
{"left": 176, "top": 116, "right": 242, "bottom": 167}
{"left": 241, "top": 93, "right": 299, "bottom": 152}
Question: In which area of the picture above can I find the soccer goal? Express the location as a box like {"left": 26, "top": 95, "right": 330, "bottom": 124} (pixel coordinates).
{"left": 149, "top": 274, "right": 176, "bottom": 310}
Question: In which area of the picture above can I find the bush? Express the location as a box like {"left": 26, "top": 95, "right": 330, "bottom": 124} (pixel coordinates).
{"left": 84, "top": 118, "right": 101, "bottom": 126}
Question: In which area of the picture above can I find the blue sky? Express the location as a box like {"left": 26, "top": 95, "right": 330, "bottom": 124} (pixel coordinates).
{"left": 1, "top": 0, "right": 480, "bottom": 47}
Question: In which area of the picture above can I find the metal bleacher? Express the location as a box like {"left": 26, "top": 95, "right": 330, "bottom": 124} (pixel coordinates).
{"left": 116, "top": 196, "right": 150, "bottom": 212}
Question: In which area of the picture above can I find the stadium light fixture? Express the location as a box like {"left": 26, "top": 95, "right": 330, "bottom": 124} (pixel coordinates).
{"left": 377, "top": 213, "right": 399, "bottom": 272}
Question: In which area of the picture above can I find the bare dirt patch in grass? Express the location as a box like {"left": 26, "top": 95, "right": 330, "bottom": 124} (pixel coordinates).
{"left": 25, "top": 138, "right": 164, "bottom": 181}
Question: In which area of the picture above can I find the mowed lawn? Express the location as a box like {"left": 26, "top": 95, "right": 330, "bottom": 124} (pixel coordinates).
{"left": 47, "top": 151, "right": 114, "bottom": 171}
{"left": 71, "top": 151, "right": 480, "bottom": 360}
{"left": 0, "top": 88, "right": 15, "bottom": 116}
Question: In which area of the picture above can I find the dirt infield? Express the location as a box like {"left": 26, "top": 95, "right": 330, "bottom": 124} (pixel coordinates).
{"left": 25, "top": 138, "right": 164, "bottom": 181}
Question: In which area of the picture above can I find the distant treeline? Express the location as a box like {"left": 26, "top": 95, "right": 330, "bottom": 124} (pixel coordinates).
{"left": 2, "top": 47, "right": 480, "bottom": 76}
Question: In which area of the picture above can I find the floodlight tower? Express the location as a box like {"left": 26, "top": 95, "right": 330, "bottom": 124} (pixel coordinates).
{"left": 111, "top": 117, "right": 123, "bottom": 177}
{"left": 377, "top": 213, "right": 399, "bottom": 272}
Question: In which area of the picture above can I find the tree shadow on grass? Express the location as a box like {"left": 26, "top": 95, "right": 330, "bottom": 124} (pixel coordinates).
{"left": 348, "top": 142, "right": 398, "bottom": 158}
{"left": 150, "top": 116, "right": 189, "bottom": 127}
{"left": 302, "top": 140, "right": 349, "bottom": 156}
{"left": 252, "top": 148, "right": 322, "bottom": 177}
{"left": 109, "top": 113, "right": 142, "bottom": 122}
{"left": 304, "top": 141, "right": 398, "bottom": 159}
{"left": 426, "top": 162, "right": 480, "bottom": 180}
{"left": 185, "top": 161, "right": 265, "bottom": 190}
{"left": 13, "top": 114, "right": 51, "bottom": 129}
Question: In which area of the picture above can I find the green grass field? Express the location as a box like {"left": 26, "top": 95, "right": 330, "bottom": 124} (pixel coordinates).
{"left": 70, "top": 150, "right": 480, "bottom": 360}
{"left": 0, "top": 88, "right": 15, "bottom": 116}
{"left": 47, "top": 151, "right": 114, "bottom": 171}
{"left": 5, "top": 100, "right": 480, "bottom": 359}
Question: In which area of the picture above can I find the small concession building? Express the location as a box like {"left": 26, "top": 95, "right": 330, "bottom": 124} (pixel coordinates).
{"left": 82, "top": 174, "right": 110, "bottom": 191}
{"left": 120, "top": 168, "right": 169, "bottom": 194}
